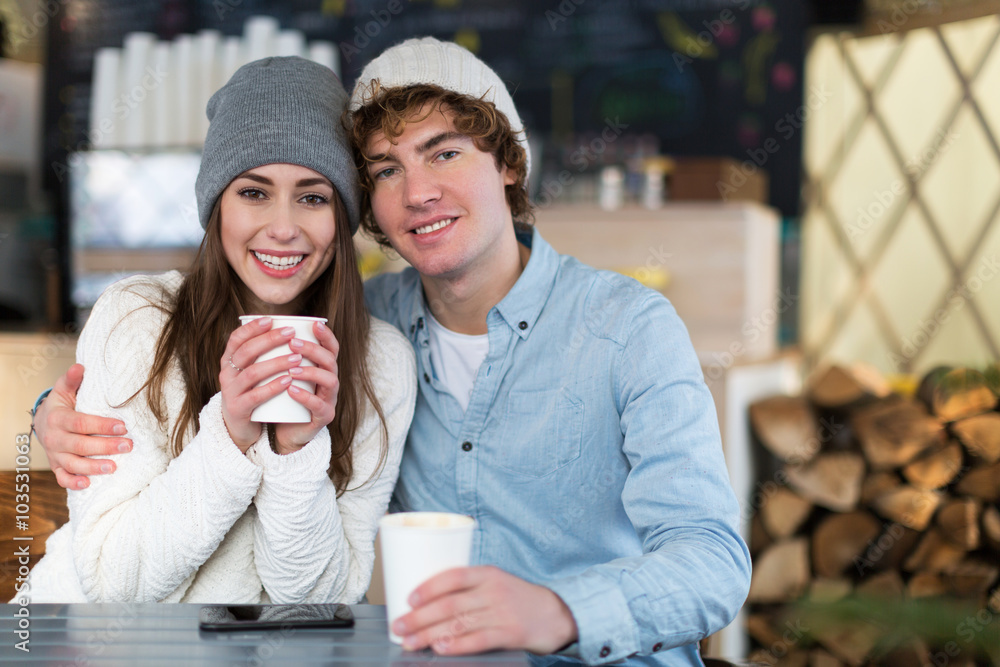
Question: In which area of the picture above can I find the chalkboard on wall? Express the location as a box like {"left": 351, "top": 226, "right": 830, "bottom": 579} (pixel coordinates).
{"left": 45, "top": 0, "right": 806, "bottom": 206}
{"left": 43, "top": 0, "right": 806, "bottom": 317}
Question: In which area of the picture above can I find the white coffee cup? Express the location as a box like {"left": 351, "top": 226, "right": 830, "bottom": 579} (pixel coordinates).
{"left": 378, "top": 512, "right": 477, "bottom": 644}
{"left": 238, "top": 315, "right": 327, "bottom": 423}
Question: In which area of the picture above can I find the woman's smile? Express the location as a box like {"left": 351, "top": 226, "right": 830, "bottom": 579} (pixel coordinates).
{"left": 251, "top": 249, "right": 308, "bottom": 277}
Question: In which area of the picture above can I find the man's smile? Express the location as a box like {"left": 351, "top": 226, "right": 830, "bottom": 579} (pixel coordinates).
{"left": 414, "top": 218, "right": 456, "bottom": 235}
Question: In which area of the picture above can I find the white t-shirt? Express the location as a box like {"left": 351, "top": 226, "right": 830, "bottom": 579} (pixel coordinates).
{"left": 426, "top": 311, "right": 489, "bottom": 412}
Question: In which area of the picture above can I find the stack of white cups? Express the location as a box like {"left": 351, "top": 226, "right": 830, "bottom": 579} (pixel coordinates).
{"left": 88, "top": 15, "right": 339, "bottom": 150}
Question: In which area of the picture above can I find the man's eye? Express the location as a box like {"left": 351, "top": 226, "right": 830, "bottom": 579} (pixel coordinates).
{"left": 374, "top": 167, "right": 397, "bottom": 180}
{"left": 437, "top": 151, "right": 458, "bottom": 161}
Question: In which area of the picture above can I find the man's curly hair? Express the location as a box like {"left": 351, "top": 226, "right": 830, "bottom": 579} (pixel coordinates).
{"left": 348, "top": 82, "right": 533, "bottom": 249}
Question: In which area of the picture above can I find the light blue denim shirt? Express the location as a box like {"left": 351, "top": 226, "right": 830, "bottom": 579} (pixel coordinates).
{"left": 365, "top": 228, "right": 751, "bottom": 666}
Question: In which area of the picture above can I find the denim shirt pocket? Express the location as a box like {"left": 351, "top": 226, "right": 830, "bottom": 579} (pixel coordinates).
{"left": 495, "top": 388, "right": 584, "bottom": 477}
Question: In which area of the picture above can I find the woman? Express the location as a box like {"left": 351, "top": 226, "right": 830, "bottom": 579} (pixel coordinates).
{"left": 23, "top": 57, "right": 416, "bottom": 604}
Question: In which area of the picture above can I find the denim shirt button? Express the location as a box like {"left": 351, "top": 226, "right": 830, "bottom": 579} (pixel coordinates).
{"left": 417, "top": 317, "right": 425, "bottom": 329}
{"left": 599, "top": 646, "right": 611, "bottom": 658}
{"left": 518, "top": 320, "right": 528, "bottom": 330}
{"left": 461, "top": 441, "right": 473, "bottom": 452}
{"left": 652, "top": 642, "right": 663, "bottom": 652}
{"left": 423, "top": 373, "right": 431, "bottom": 383}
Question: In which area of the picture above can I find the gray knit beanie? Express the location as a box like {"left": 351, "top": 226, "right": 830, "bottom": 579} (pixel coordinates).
{"left": 348, "top": 37, "right": 531, "bottom": 180}
{"left": 196, "top": 56, "right": 360, "bottom": 234}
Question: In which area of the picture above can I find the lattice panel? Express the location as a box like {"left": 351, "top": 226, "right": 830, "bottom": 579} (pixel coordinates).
{"left": 801, "top": 13, "right": 1000, "bottom": 375}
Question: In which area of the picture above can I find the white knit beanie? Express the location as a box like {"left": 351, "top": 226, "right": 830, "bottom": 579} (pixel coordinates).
{"left": 348, "top": 37, "right": 531, "bottom": 180}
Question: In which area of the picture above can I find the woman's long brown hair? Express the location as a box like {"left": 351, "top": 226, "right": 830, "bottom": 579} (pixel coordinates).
{"left": 126, "top": 189, "right": 387, "bottom": 495}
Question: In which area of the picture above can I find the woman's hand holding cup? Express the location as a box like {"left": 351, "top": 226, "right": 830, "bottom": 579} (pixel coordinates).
{"left": 220, "top": 316, "right": 302, "bottom": 453}
{"left": 273, "top": 320, "right": 340, "bottom": 455}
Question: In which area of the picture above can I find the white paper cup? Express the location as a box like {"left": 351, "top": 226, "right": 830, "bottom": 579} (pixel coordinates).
{"left": 378, "top": 512, "right": 476, "bottom": 644}
{"left": 238, "top": 315, "right": 327, "bottom": 423}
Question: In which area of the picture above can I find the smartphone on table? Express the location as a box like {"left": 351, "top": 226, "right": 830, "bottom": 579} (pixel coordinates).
{"left": 198, "top": 603, "right": 355, "bottom": 631}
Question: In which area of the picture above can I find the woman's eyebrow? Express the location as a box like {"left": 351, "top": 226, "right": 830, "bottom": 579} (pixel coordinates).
{"left": 234, "top": 174, "right": 331, "bottom": 188}
{"left": 237, "top": 173, "right": 273, "bottom": 184}
{"left": 295, "top": 178, "right": 332, "bottom": 188}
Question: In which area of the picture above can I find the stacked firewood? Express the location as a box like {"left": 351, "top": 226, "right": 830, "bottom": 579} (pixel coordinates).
{"left": 744, "top": 364, "right": 1000, "bottom": 666}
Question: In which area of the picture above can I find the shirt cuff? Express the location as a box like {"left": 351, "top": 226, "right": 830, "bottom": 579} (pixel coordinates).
{"left": 544, "top": 572, "right": 640, "bottom": 664}
{"left": 553, "top": 641, "right": 581, "bottom": 659}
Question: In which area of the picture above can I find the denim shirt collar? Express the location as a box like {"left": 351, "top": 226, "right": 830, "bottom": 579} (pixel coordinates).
{"left": 494, "top": 226, "right": 560, "bottom": 340}
{"left": 403, "top": 226, "right": 560, "bottom": 342}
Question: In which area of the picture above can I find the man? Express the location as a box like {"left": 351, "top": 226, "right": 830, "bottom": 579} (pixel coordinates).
{"left": 33, "top": 37, "right": 750, "bottom": 665}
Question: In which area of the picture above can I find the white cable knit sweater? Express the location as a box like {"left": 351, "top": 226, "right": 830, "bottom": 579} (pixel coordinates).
{"left": 25, "top": 272, "right": 416, "bottom": 604}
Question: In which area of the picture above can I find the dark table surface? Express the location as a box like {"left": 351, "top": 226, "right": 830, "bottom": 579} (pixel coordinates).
{"left": 0, "top": 603, "right": 531, "bottom": 665}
